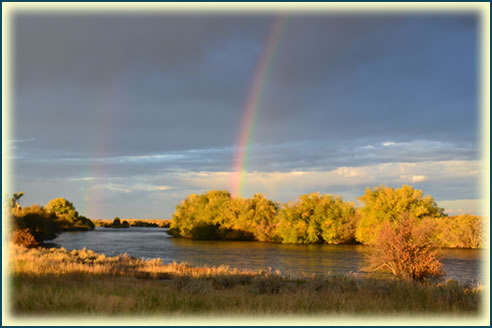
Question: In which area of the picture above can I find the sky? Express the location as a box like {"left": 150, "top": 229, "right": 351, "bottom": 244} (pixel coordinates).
{"left": 8, "top": 12, "right": 482, "bottom": 219}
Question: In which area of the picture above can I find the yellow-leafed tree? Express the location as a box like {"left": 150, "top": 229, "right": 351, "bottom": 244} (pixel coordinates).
{"left": 355, "top": 185, "right": 444, "bottom": 244}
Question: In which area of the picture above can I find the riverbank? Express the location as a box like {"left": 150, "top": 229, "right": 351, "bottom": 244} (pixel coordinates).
{"left": 9, "top": 245, "right": 482, "bottom": 315}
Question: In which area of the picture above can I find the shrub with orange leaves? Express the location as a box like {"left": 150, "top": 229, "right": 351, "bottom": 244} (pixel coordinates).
{"left": 364, "top": 213, "right": 444, "bottom": 282}
{"left": 11, "top": 228, "right": 40, "bottom": 248}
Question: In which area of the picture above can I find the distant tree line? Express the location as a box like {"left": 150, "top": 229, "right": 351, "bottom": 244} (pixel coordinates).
{"left": 168, "top": 185, "right": 483, "bottom": 248}
{"left": 8, "top": 193, "right": 95, "bottom": 247}
{"left": 101, "top": 217, "right": 130, "bottom": 228}
{"left": 94, "top": 218, "right": 171, "bottom": 228}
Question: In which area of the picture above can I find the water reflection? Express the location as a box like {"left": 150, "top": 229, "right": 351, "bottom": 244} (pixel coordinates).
{"left": 51, "top": 227, "right": 482, "bottom": 283}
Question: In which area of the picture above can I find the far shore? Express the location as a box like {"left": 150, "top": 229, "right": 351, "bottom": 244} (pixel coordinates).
{"left": 93, "top": 218, "right": 171, "bottom": 228}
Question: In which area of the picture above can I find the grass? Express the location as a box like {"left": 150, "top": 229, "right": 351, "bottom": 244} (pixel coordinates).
{"left": 9, "top": 245, "right": 483, "bottom": 315}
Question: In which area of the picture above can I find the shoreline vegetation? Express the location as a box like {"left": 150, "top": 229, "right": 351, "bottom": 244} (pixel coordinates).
{"left": 168, "top": 185, "right": 483, "bottom": 249}
{"left": 7, "top": 184, "right": 484, "bottom": 249}
{"left": 10, "top": 244, "right": 482, "bottom": 314}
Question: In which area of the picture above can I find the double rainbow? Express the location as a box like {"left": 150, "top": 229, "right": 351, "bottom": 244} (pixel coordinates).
{"left": 230, "top": 15, "right": 287, "bottom": 198}
{"left": 84, "top": 16, "right": 288, "bottom": 219}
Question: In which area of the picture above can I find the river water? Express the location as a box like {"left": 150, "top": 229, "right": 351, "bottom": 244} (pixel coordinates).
{"left": 51, "top": 227, "right": 483, "bottom": 284}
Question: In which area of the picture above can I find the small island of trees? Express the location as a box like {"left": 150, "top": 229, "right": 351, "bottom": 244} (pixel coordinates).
{"left": 168, "top": 185, "right": 483, "bottom": 249}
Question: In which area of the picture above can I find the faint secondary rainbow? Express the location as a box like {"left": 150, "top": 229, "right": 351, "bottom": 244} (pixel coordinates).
{"left": 83, "top": 77, "right": 121, "bottom": 220}
{"left": 230, "top": 15, "right": 287, "bottom": 198}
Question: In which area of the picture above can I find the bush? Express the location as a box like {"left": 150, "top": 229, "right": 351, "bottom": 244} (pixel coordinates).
{"left": 435, "top": 215, "right": 483, "bottom": 248}
{"left": 77, "top": 216, "right": 96, "bottom": 230}
{"left": 11, "top": 228, "right": 40, "bottom": 248}
{"left": 56, "top": 214, "right": 95, "bottom": 231}
{"left": 11, "top": 205, "right": 62, "bottom": 243}
{"left": 364, "top": 214, "right": 444, "bottom": 282}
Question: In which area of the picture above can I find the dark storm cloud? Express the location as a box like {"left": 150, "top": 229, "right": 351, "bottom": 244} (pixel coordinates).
{"left": 14, "top": 14, "right": 271, "bottom": 155}
{"left": 10, "top": 12, "right": 481, "bottom": 218}
{"left": 253, "top": 15, "right": 478, "bottom": 145}
{"left": 13, "top": 13, "right": 478, "bottom": 157}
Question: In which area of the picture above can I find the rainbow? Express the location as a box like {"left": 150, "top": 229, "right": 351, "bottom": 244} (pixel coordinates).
{"left": 230, "top": 14, "right": 287, "bottom": 198}
{"left": 84, "top": 77, "right": 121, "bottom": 219}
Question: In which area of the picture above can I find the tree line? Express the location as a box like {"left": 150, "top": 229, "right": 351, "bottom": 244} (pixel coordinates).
{"left": 7, "top": 185, "right": 483, "bottom": 250}
{"left": 168, "top": 185, "right": 483, "bottom": 248}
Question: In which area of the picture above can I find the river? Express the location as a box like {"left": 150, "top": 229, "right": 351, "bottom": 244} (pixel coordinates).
{"left": 51, "top": 227, "right": 483, "bottom": 284}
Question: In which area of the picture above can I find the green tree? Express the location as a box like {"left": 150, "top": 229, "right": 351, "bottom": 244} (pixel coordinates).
{"left": 169, "top": 190, "right": 232, "bottom": 239}
{"left": 220, "top": 193, "right": 279, "bottom": 241}
{"left": 355, "top": 185, "right": 444, "bottom": 244}
{"left": 244, "top": 193, "right": 280, "bottom": 242}
{"left": 46, "top": 197, "right": 94, "bottom": 231}
{"left": 276, "top": 193, "right": 320, "bottom": 244}
{"left": 169, "top": 191, "right": 279, "bottom": 241}
{"left": 276, "top": 193, "right": 356, "bottom": 244}
{"left": 46, "top": 198, "right": 78, "bottom": 217}
{"left": 319, "top": 197, "right": 358, "bottom": 244}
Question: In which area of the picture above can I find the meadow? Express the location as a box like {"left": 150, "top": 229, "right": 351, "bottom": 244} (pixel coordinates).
{"left": 10, "top": 245, "right": 482, "bottom": 315}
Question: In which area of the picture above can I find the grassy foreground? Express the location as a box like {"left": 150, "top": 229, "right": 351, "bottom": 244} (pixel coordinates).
{"left": 9, "top": 245, "right": 482, "bottom": 315}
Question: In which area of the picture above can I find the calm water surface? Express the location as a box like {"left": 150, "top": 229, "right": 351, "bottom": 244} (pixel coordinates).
{"left": 52, "top": 227, "right": 482, "bottom": 284}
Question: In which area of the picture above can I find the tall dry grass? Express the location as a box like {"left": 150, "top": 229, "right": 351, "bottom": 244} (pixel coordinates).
{"left": 9, "top": 245, "right": 483, "bottom": 315}
{"left": 10, "top": 244, "right": 256, "bottom": 279}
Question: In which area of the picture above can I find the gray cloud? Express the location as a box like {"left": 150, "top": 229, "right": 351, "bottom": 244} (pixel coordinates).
{"left": 13, "top": 13, "right": 478, "bottom": 155}
{"left": 12, "top": 138, "right": 477, "bottom": 179}
{"left": 9, "top": 12, "right": 481, "bottom": 218}
{"left": 12, "top": 158, "right": 480, "bottom": 218}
